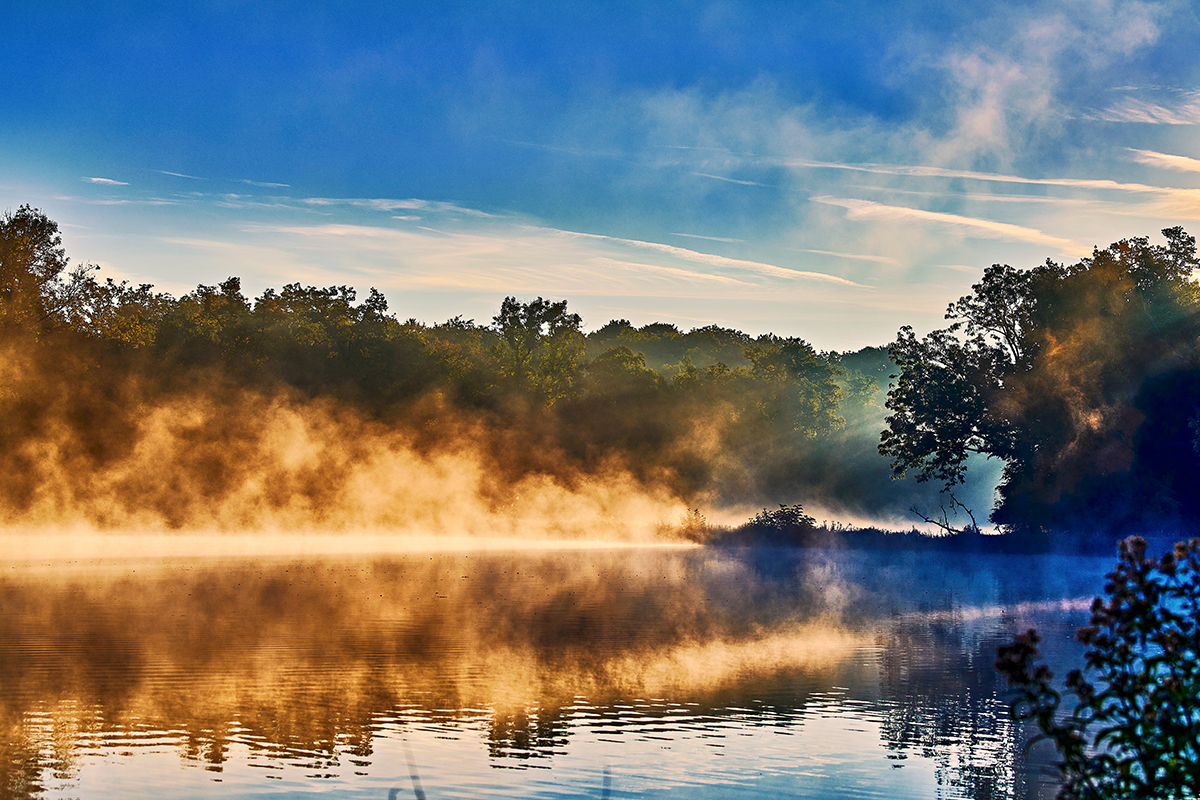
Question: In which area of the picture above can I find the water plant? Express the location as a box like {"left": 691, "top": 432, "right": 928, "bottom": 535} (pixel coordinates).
{"left": 995, "top": 536, "right": 1200, "bottom": 799}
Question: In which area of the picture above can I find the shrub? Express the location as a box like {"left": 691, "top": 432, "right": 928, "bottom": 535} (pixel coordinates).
{"left": 749, "top": 503, "right": 816, "bottom": 532}
{"left": 995, "top": 536, "right": 1200, "bottom": 799}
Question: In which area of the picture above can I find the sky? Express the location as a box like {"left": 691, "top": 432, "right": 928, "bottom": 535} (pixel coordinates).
{"left": 3, "top": 0, "right": 1200, "bottom": 351}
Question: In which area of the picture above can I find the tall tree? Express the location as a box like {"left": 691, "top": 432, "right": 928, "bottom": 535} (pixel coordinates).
{"left": 881, "top": 228, "right": 1200, "bottom": 535}
{"left": 492, "top": 296, "right": 585, "bottom": 404}
{"left": 0, "top": 205, "right": 73, "bottom": 332}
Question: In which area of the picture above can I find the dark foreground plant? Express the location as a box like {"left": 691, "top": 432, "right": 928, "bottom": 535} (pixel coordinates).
{"left": 995, "top": 536, "right": 1200, "bottom": 799}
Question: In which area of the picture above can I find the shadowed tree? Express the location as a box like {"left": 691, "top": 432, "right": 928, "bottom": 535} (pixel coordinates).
{"left": 492, "top": 296, "right": 585, "bottom": 404}
{"left": 881, "top": 228, "right": 1200, "bottom": 536}
{"left": 743, "top": 335, "right": 844, "bottom": 438}
{"left": 155, "top": 277, "right": 261, "bottom": 374}
{"left": 0, "top": 205, "right": 77, "bottom": 333}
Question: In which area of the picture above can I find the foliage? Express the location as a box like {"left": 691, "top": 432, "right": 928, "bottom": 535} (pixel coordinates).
{"left": 754, "top": 503, "right": 816, "bottom": 528}
{"left": 0, "top": 204, "right": 72, "bottom": 331}
{"left": 0, "top": 207, "right": 896, "bottom": 517}
{"left": 743, "top": 335, "right": 844, "bottom": 437}
{"left": 881, "top": 228, "right": 1200, "bottom": 534}
{"left": 673, "top": 507, "right": 712, "bottom": 542}
{"left": 995, "top": 537, "right": 1200, "bottom": 799}
{"left": 748, "top": 503, "right": 817, "bottom": 534}
{"left": 28, "top": 205, "right": 1200, "bottom": 530}
{"left": 492, "top": 295, "right": 585, "bottom": 403}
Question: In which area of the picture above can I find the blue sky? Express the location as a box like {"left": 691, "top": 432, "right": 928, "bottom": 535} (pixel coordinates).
{"left": 3, "top": 0, "right": 1200, "bottom": 350}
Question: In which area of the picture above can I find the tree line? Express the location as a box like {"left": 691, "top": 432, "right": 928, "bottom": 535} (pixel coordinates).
{"left": 0, "top": 205, "right": 896, "bottom": 530}
{"left": 3, "top": 203, "right": 1198, "bottom": 542}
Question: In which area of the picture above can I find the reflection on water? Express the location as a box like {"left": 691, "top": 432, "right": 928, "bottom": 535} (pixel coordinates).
{"left": 1, "top": 544, "right": 1109, "bottom": 799}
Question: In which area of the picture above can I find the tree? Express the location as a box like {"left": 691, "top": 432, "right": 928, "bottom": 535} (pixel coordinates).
{"left": 0, "top": 205, "right": 71, "bottom": 331}
{"left": 155, "top": 277, "right": 261, "bottom": 371}
{"left": 880, "top": 229, "right": 1200, "bottom": 534}
{"left": 59, "top": 275, "right": 173, "bottom": 347}
{"left": 879, "top": 324, "right": 1012, "bottom": 488}
{"left": 996, "top": 537, "right": 1200, "bottom": 799}
{"left": 492, "top": 296, "right": 584, "bottom": 403}
{"left": 743, "top": 336, "right": 844, "bottom": 437}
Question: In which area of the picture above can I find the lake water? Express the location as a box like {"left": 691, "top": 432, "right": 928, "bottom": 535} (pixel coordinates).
{"left": 1, "top": 541, "right": 1117, "bottom": 799}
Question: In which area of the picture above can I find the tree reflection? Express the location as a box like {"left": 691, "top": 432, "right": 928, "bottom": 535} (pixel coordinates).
{"left": 0, "top": 548, "right": 1094, "bottom": 798}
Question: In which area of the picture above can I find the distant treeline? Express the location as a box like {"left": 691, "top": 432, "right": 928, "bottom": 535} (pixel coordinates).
{"left": 2, "top": 204, "right": 1199, "bottom": 542}
{"left": 0, "top": 205, "right": 912, "bottom": 532}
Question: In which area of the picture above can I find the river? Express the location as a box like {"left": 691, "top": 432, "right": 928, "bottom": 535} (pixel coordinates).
{"left": 1, "top": 540, "right": 1116, "bottom": 799}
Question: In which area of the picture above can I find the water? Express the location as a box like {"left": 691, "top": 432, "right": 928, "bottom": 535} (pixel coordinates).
{"left": 1, "top": 543, "right": 1114, "bottom": 799}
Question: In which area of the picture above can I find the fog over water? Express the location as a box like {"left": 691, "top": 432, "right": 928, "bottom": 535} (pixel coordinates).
{"left": 2, "top": 544, "right": 1113, "bottom": 799}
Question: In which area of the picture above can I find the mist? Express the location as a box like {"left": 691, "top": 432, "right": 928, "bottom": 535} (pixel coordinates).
{"left": 0, "top": 206, "right": 999, "bottom": 541}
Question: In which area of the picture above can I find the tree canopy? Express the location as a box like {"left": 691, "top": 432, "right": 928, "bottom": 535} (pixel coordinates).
{"left": 881, "top": 227, "right": 1200, "bottom": 536}
{"left": 7, "top": 204, "right": 1199, "bottom": 539}
{"left": 0, "top": 206, "right": 898, "bottom": 528}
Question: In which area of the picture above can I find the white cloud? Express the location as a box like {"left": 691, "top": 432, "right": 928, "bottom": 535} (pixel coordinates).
{"left": 241, "top": 179, "right": 290, "bottom": 188}
{"left": 301, "top": 196, "right": 499, "bottom": 217}
{"left": 1128, "top": 148, "right": 1200, "bottom": 173}
{"left": 797, "top": 249, "right": 901, "bottom": 266}
{"left": 591, "top": 258, "right": 756, "bottom": 286}
{"left": 688, "top": 172, "right": 773, "bottom": 187}
{"left": 563, "top": 230, "right": 873, "bottom": 288}
{"left": 785, "top": 158, "right": 1168, "bottom": 194}
{"left": 812, "top": 197, "right": 1089, "bottom": 256}
{"left": 668, "top": 232, "right": 744, "bottom": 243}
{"left": 82, "top": 177, "right": 129, "bottom": 185}
{"left": 923, "top": 1, "right": 1165, "bottom": 167}
{"left": 1094, "top": 91, "right": 1200, "bottom": 124}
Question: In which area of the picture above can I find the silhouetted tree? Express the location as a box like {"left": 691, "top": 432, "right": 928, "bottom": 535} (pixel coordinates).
{"left": 492, "top": 296, "right": 584, "bottom": 404}
{"left": 0, "top": 205, "right": 77, "bottom": 332}
{"left": 881, "top": 228, "right": 1200, "bottom": 535}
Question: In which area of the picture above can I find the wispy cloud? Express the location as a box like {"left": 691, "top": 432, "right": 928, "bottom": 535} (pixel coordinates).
{"left": 688, "top": 172, "right": 773, "bottom": 187}
{"left": 785, "top": 158, "right": 1170, "bottom": 194}
{"left": 798, "top": 249, "right": 900, "bottom": 266}
{"left": 241, "top": 179, "right": 290, "bottom": 188}
{"left": 1128, "top": 148, "right": 1200, "bottom": 173}
{"left": 157, "top": 170, "right": 205, "bottom": 180}
{"left": 82, "top": 177, "right": 129, "bottom": 185}
{"left": 55, "top": 194, "right": 175, "bottom": 206}
{"left": 564, "top": 230, "right": 872, "bottom": 287}
{"left": 302, "top": 197, "right": 499, "bottom": 217}
{"left": 812, "top": 197, "right": 1088, "bottom": 256}
{"left": 865, "top": 187, "right": 1099, "bottom": 205}
{"left": 592, "top": 258, "right": 755, "bottom": 286}
{"left": 668, "top": 232, "right": 744, "bottom": 243}
{"left": 1092, "top": 91, "right": 1200, "bottom": 124}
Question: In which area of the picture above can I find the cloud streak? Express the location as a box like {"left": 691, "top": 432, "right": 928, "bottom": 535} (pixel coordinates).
{"left": 302, "top": 196, "right": 499, "bottom": 217}
{"left": 1128, "top": 148, "right": 1200, "bottom": 173}
{"left": 1093, "top": 91, "right": 1200, "bottom": 125}
{"left": 82, "top": 177, "right": 129, "bottom": 185}
{"left": 688, "top": 172, "right": 773, "bottom": 187}
{"left": 564, "top": 230, "right": 872, "bottom": 288}
{"left": 786, "top": 158, "right": 1170, "bottom": 194}
{"left": 798, "top": 249, "right": 901, "bottom": 266}
{"left": 812, "top": 197, "right": 1089, "bottom": 256}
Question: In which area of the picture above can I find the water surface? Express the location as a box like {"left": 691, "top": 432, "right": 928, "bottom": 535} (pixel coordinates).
{"left": 1, "top": 542, "right": 1112, "bottom": 799}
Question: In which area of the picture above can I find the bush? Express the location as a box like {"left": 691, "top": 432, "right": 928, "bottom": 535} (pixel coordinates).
{"left": 995, "top": 536, "right": 1200, "bottom": 799}
{"left": 749, "top": 503, "right": 816, "bottom": 532}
